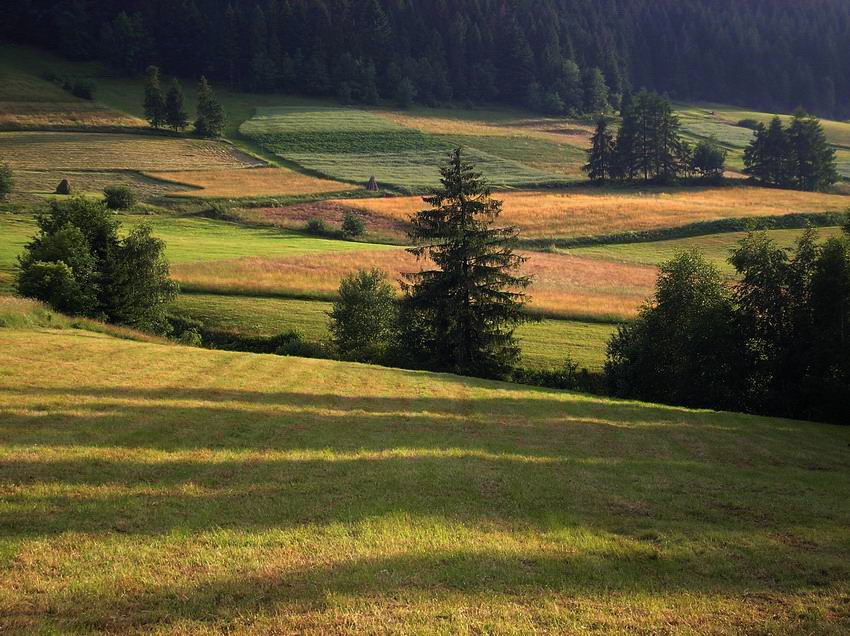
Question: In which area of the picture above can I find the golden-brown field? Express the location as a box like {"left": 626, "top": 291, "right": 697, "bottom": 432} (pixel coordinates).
{"left": 172, "top": 249, "right": 655, "bottom": 321}
{"left": 335, "top": 186, "right": 850, "bottom": 240}
{"left": 0, "top": 132, "right": 262, "bottom": 172}
{"left": 377, "top": 110, "right": 594, "bottom": 148}
{"left": 0, "top": 101, "right": 145, "bottom": 130}
{"left": 145, "top": 167, "right": 353, "bottom": 199}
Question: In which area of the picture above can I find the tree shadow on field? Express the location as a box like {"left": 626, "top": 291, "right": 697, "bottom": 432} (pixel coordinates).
{"left": 3, "top": 548, "right": 845, "bottom": 633}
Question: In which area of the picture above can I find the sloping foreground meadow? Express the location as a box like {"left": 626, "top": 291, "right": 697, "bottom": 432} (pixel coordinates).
{"left": 1, "top": 328, "right": 849, "bottom": 634}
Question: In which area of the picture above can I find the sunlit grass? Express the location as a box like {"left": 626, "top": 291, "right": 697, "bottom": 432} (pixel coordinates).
{"left": 0, "top": 328, "right": 848, "bottom": 633}
{"left": 335, "top": 186, "right": 850, "bottom": 241}
{"left": 172, "top": 294, "right": 614, "bottom": 370}
{"left": 145, "top": 167, "right": 354, "bottom": 199}
{"left": 568, "top": 227, "right": 846, "bottom": 273}
{"left": 171, "top": 248, "right": 655, "bottom": 321}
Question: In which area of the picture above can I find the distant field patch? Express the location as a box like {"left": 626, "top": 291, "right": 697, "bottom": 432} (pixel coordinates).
{"left": 0, "top": 132, "right": 261, "bottom": 172}
{"left": 0, "top": 100, "right": 145, "bottom": 131}
{"left": 240, "top": 107, "right": 559, "bottom": 192}
{"left": 172, "top": 248, "right": 655, "bottom": 321}
{"left": 336, "top": 186, "right": 850, "bottom": 240}
{"left": 568, "top": 227, "right": 846, "bottom": 273}
{"left": 172, "top": 293, "right": 613, "bottom": 370}
{"left": 11, "top": 169, "right": 186, "bottom": 203}
{"left": 146, "top": 167, "right": 354, "bottom": 199}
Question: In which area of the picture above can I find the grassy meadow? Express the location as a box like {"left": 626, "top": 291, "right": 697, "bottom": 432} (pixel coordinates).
{"left": 1, "top": 327, "right": 849, "bottom": 633}
{"left": 240, "top": 106, "right": 564, "bottom": 192}
{"left": 145, "top": 167, "right": 356, "bottom": 200}
{"left": 334, "top": 186, "right": 850, "bottom": 242}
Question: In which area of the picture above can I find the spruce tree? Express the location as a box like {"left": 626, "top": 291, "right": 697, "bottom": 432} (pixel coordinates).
{"left": 787, "top": 111, "right": 838, "bottom": 191}
{"left": 583, "top": 67, "right": 610, "bottom": 113}
{"left": 584, "top": 117, "right": 615, "bottom": 182}
{"left": 402, "top": 148, "right": 532, "bottom": 379}
{"left": 194, "top": 76, "right": 225, "bottom": 138}
{"left": 165, "top": 80, "right": 188, "bottom": 132}
{"left": 143, "top": 65, "right": 166, "bottom": 129}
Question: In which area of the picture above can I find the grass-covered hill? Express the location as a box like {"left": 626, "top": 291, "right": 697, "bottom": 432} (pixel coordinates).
{"left": 1, "top": 320, "right": 849, "bottom": 633}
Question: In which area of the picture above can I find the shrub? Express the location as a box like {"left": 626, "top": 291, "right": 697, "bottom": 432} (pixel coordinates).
{"left": 329, "top": 268, "right": 398, "bottom": 363}
{"left": 177, "top": 328, "right": 203, "bottom": 346}
{"left": 513, "top": 357, "right": 597, "bottom": 391}
{"left": 271, "top": 330, "right": 330, "bottom": 358}
{"left": 0, "top": 162, "right": 12, "bottom": 199}
{"left": 103, "top": 185, "right": 138, "bottom": 210}
{"left": 341, "top": 211, "right": 366, "bottom": 238}
{"left": 305, "top": 217, "right": 334, "bottom": 236}
{"left": 71, "top": 80, "right": 96, "bottom": 100}
{"left": 737, "top": 118, "right": 761, "bottom": 130}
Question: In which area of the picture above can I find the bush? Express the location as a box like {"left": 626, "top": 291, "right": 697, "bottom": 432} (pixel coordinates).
{"left": 305, "top": 217, "right": 336, "bottom": 237}
{"left": 329, "top": 268, "right": 398, "bottom": 363}
{"left": 341, "top": 211, "right": 366, "bottom": 238}
{"left": 737, "top": 118, "right": 761, "bottom": 130}
{"left": 513, "top": 357, "right": 597, "bottom": 391}
{"left": 71, "top": 80, "right": 96, "bottom": 100}
{"left": 0, "top": 162, "right": 12, "bottom": 200}
{"left": 177, "top": 328, "right": 203, "bottom": 346}
{"left": 103, "top": 185, "right": 138, "bottom": 210}
{"left": 271, "top": 330, "right": 330, "bottom": 358}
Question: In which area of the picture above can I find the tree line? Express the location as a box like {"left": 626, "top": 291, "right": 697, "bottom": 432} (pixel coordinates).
{"left": 4, "top": 0, "right": 850, "bottom": 117}
{"left": 584, "top": 91, "right": 727, "bottom": 184}
{"left": 143, "top": 66, "right": 225, "bottom": 137}
{"left": 606, "top": 225, "right": 850, "bottom": 425}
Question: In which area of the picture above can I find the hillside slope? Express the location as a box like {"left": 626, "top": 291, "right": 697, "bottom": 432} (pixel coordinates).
{"left": 1, "top": 327, "right": 848, "bottom": 634}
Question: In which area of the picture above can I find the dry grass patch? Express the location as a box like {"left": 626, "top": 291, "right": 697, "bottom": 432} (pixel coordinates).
{"left": 0, "top": 101, "right": 145, "bottom": 131}
{"left": 173, "top": 248, "right": 654, "bottom": 321}
{"left": 378, "top": 110, "right": 594, "bottom": 148}
{"left": 145, "top": 167, "right": 353, "bottom": 199}
{"left": 336, "top": 186, "right": 850, "bottom": 240}
{"left": 0, "top": 132, "right": 262, "bottom": 172}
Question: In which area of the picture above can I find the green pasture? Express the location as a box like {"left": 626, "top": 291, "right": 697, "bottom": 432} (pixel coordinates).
{"left": 567, "top": 226, "right": 844, "bottom": 273}
{"left": 0, "top": 327, "right": 848, "bottom": 633}
{"left": 241, "top": 107, "right": 562, "bottom": 192}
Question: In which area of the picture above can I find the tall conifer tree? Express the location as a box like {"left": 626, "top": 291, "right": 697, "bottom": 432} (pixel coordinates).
{"left": 143, "top": 65, "right": 166, "bottom": 129}
{"left": 585, "top": 117, "right": 615, "bottom": 182}
{"left": 402, "top": 148, "right": 531, "bottom": 378}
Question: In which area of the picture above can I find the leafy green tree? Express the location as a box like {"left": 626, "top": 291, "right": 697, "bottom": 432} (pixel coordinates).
{"left": 341, "top": 211, "right": 366, "bottom": 238}
{"left": 101, "top": 224, "right": 178, "bottom": 333}
{"left": 194, "top": 76, "right": 225, "bottom": 138}
{"left": 143, "top": 65, "right": 166, "bottom": 129}
{"left": 605, "top": 250, "right": 742, "bottom": 409}
{"left": 0, "top": 162, "right": 12, "bottom": 199}
{"left": 16, "top": 198, "right": 177, "bottom": 333}
{"left": 584, "top": 117, "right": 615, "bottom": 182}
{"left": 103, "top": 185, "right": 137, "bottom": 210}
{"left": 329, "top": 268, "right": 397, "bottom": 363}
{"left": 165, "top": 79, "right": 189, "bottom": 132}
{"left": 402, "top": 148, "right": 532, "bottom": 378}
{"left": 691, "top": 137, "right": 727, "bottom": 180}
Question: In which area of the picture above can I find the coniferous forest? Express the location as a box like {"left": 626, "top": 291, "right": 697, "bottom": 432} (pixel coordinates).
{"left": 4, "top": 0, "right": 850, "bottom": 118}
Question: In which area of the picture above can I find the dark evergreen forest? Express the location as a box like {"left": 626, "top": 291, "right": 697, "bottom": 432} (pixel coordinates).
{"left": 3, "top": 0, "right": 850, "bottom": 117}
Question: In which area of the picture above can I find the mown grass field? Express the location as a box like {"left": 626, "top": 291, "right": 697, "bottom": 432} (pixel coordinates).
{"left": 145, "top": 167, "right": 355, "bottom": 200}
{"left": 0, "top": 131, "right": 260, "bottom": 172}
{"left": 240, "top": 107, "right": 564, "bottom": 192}
{"left": 0, "top": 326, "right": 848, "bottom": 634}
{"left": 334, "top": 186, "right": 850, "bottom": 241}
